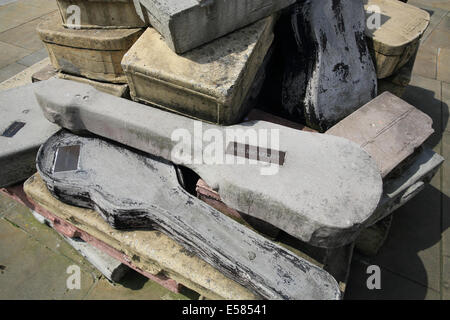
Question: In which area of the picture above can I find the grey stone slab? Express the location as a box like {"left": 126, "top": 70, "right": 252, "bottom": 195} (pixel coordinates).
{"left": 35, "top": 78, "right": 383, "bottom": 248}
{"left": 16, "top": 48, "right": 48, "bottom": 67}
{"left": 0, "top": 62, "right": 27, "bottom": 83}
{"left": 280, "top": 0, "right": 377, "bottom": 131}
{"left": 122, "top": 17, "right": 275, "bottom": 125}
{"left": 327, "top": 92, "right": 434, "bottom": 178}
{"left": 37, "top": 130, "right": 342, "bottom": 300}
{"left": 139, "top": 0, "right": 295, "bottom": 53}
{"left": 0, "top": 82, "right": 60, "bottom": 187}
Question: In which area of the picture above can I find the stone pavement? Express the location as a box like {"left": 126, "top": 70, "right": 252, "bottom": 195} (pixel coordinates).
{"left": 0, "top": 0, "right": 448, "bottom": 299}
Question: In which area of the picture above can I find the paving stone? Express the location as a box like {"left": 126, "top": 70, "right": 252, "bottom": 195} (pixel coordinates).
{"left": 0, "top": 62, "right": 27, "bottom": 83}
{"left": 139, "top": 0, "right": 295, "bottom": 54}
{"left": 365, "top": 0, "right": 430, "bottom": 79}
{"left": 16, "top": 48, "right": 48, "bottom": 67}
{"left": 0, "top": 41, "right": 31, "bottom": 68}
{"left": 122, "top": 17, "right": 275, "bottom": 125}
{"left": 85, "top": 271, "right": 193, "bottom": 300}
{"left": 413, "top": 46, "right": 438, "bottom": 79}
{"left": 345, "top": 258, "right": 440, "bottom": 300}
{"left": 0, "top": 57, "right": 50, "bottom": 91}
{"left": 0, "top": 15, "right": 48, "bottom": 51}
{"left": 409, "top": 0, "right": 449, "bottom": 42}
{"left": 443, "top": 81, "right": 450, "bottom": 133}
{"left": 35, "top": 78, "right": 383, "bottom": 248}
{"left": 402, "top": 75, "right": 443, "bottom": 146}
{"left": 0, "top": 218, "right": 96, "bottom": 299}
{"left": 362, "top": 182, "right": 442, "bottom": 292}
{"left": 0, "top": 82, "right": 60, "bottom": 187}
{"left": 443, "top": 255, "right": 450, "bottom": 300}
{"left": 37, "top": 14, "right": 144, "bottom": 83}
{"left": 0, "top": 192, "right": 17, "bottom": 215}
{"left": 56, "top": 0, "right": 148, "bottom": 29}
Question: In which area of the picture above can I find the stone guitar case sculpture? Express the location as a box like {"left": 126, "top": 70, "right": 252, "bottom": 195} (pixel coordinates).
{"left": 37, "top": 130, "right": 341, "bottom": 300}
{"left": 35, "top": 78, "right": 383, "bottom": 248}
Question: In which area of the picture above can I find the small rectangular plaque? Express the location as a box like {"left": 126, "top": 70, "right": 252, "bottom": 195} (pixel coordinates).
{"left": 225, "top": 142, "right": 286, "bottom": 166}
{"left": 53, "top": 145, "right": 81, "bottom": 173}
{"left": 1, "top": 121, "right": 26, "bottom": 138}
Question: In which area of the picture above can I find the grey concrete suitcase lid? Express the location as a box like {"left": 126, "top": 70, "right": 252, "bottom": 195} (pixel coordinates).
{"left": 138, "top": 0, "right": 295, "bottom": 53}
{"left": 326, "top": 91, "right": 434, "bottom": 178}
{"left": 121, "top": 16, "right": 275, "bottom": 125}
{"left": 35, "top": 78, "right": 383, "bottom": 248}
{"left": 281, "top": 0, "right": 377, "bottom": 131}
{"left": 37, "top": 130, "right": 342, "bottom": 300}
{"left": 0, "top": 82, "right": 60, "bottom": 187}
{"left": 56, "top": 0, "right": 149, "bottom": 29}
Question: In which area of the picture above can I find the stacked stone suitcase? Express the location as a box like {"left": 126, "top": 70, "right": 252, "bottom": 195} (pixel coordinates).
{"left": 38, "top": 1, "right": 147, "bottom": 97}
{"left": 1, "top": 0, "right": 441, "bottom": 299}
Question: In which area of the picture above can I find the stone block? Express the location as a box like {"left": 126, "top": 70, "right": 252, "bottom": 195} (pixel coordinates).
{"left": 56, "top": 0, "right": 149, "bottom": 28}
{"left": 364, "top": 0, "right": 430, "bottom": 79}
{"left": 37, "top": 14, "right": 144, "bottom": 83}
{"left": 35, "top": 78, "right": 383, "bottom": 248}
{"left": 139, "top": 0, "right": 295, "bottom": 53}
{"left": 0, "top": 82, "right": 60, "bottom": 187}
{"left": 326, "top": 91, "right": 434, "bottom": 178}
{"left": 36, "top": 131, "right": 341, "bottom": 300}
{"left": 122, "top": 16, "right": 275, "bottom": 125}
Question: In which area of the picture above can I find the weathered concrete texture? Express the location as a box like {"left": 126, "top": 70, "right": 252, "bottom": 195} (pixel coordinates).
{"left": 35, "top": 78, "right": 383, "bottom": 248}
{"left": 32, "top": 64, "right": 130, "bottom": 97}
{"left": 0, "top": 82, "right": 59, "bottom": 187}
{"left": 364, "top": 0, "right": 430, "bottom": 79}
{"left": 122, "top": 17, "right": 275, "bottom": 125}
{"left": 56, "top": 0, "right": 149, "bottom": 28}
{"left": 139, "top": 0, "right": 295, "bottom": 54}
{"left": 37, "top": 130, "right": 341, "bottom": 300}
{"left": 282, "top": 0, "right": 377, "bottom": 131}
{"left": 0, "top": 58, "right": 50, "bottom": 91}
{"left": 37, "top": 14, "right": 144, "bottom": 83}
{"left": 326, "top": 92, "right": 434, "bottom": 178}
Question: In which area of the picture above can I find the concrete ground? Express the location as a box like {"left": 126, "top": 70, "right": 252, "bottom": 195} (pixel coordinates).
{"left": 0, "top": 0, "right": 448, "bottom": 300}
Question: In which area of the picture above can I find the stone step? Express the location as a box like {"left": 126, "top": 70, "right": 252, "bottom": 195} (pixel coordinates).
{"left": 122, "top": 16, "right": 275, "bottom": 125}
{"left": 36, "top": 130, "right": 341, "bottom": 300}
{"left": 37, "top": 14, "right": 144, "bottom": 83}
{"left": 56, "top": 0, "right": 149, "bottom": 29}
{"left": 0, "top": 82, "right": 60, "bottom": 187}
{"left": 138, "top": 0, "right": 296, "bottom": 53}
{"left": 34, "top": 78, "right": 383, "bottom": 248}
{"left": 364, "top": 0, "right": 430, "bottom": 79}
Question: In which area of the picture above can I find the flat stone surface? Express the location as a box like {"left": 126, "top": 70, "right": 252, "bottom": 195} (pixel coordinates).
{"left": 122, "top": 17, "right": 275, "bottom": 125}
{"left": 0, "top": 218, "right": 97, "bottom": 299}
{"left": 0, "top": 14, "right": 49, "bottom": 51}
{"left": 327, "top": 92, "right": 434, "bottom": 178}
{"left": 443, "top": 81, "right": 450, "bottom": 133}
{"left": 345, "top": 258, "right": 440, "bottom": 300}
{"left": 0, "top": 58, "right": 50, "bottom": 91}
{"left": 0, "top": 41, "right": 31, "bottom": 69}
{"left": 139, "top": 0, "right": 295, "bottom": 53}
{"left": 35, "top": 78, "right": 383, "bottom": 248}
{"left": 0, "top": 62, "right": 27, "bottom": 83}
{"left": 0, "top": 82, "right": 60, "bottom": 187}
{"left": 37, "top": 131, "right": 341, "bottom": 300}
{"left": 437, "top": 48, "right": 450, "bottom": 83}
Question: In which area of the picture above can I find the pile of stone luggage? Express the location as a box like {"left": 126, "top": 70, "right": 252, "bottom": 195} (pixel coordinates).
{"left": 0, "top": 0, "right": 444, "bottom": 300}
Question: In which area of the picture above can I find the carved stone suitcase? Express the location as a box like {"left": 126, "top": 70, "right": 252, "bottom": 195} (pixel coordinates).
{"left": 56, "top": 0, "right": 149, "bottom": 28}
{"left": 0, "top": 82, "right": 59, "bottom": 187}
{"left": 122, "top": 16, "right": 276, "bottom": 125}
{"left": 139, "top": 0, "right": 295, "bottom": 53}
{"left": 37, "top": 14, "right": 144, "bottom": 83}
{"left": 364, "top": 0, "right": 430, "bottom": 79}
